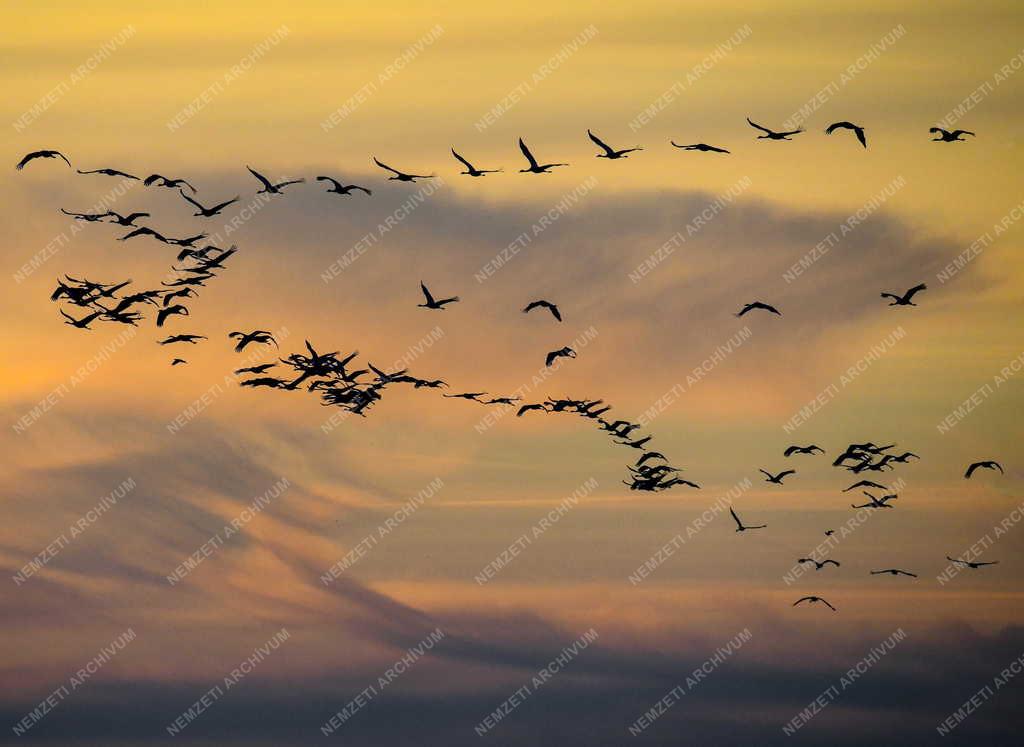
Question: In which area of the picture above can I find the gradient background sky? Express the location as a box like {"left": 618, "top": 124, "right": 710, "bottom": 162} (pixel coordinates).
{"left": 3, "top": 1, "right": 1023, "bottom": 745}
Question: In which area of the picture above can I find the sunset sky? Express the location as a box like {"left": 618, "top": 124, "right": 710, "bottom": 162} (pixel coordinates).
{"left": 3, "top": 2, "right": 1023, "bottom": 745}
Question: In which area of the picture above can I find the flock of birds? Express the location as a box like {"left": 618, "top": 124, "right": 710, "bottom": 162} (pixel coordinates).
{"left": 17, "top": 117, "right": 1002, "bottom": 612}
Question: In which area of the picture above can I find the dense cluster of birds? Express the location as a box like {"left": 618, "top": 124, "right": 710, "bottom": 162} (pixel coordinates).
{"left": 16, "top": 117, "right": 1004, "bottom": 612}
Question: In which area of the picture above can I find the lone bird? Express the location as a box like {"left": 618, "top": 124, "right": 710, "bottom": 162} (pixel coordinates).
{"left": 736, "top": 301, "right": 781, "bottom": 317}
{"left": 76, "top": 167, "right": 139, "bottom": 179}
{"left": 180, "top": 191, "right": 239, "bottom": 217}
{"left": 747, "top": 118, "right": 804, "bottom": 140}
{"left": 760, "top": 468, "right": 795, "bottom": 485}
{"left": 946, "top": 556, "right": 999, "bottom": 569}
{"left": 545, "top": 346, "right": 576, "bottom": 367}
{"left": 17, "top": 150, "right": 71, "bottom": 170}
{"left": 730, "top": 507, "right": 766, "bottom": 532}
{"left": 930, "top": 127, "right": 974, "bottom": 142}
{"left": 825, "top": 121, "right": 867, "bottom": 148}
{"left": 144, "top": 174, "right": 197, "bottom": 192}
{"left": 316, "top": 176, "right": 372, "bottom": 195}
{"left": 881, "top": 283, "right": 927, "bottom": 306}
{"left": 158, "top": 334, "right": 206, "bottom": 345}
{"left": 229, "top": 330, "right": 278, "bottom": 352}
{"left": 588, "top": 130, "right": 642, "bottom": 159}
{"left": 451, "top": 149, "right": 501, "bottom": 176}
{"left": 518, "top": 138, "right": 568, "bottom": 173}
{"left": 670, "top": 141, "right": 730, "bottom": 153}
{"left": 523, "top": 300, "right": 562, "bottom": 321}
{"left": 171, "top": 358, "right": 188, "bottom": 366}
{"left": 785, "top": 445, "right": 824, "bottom": 457}
{"left": 417, "top": 281, "right": 459, "bottom": 309}
{"left": 247, "top": 166, "right": 304, "bottom": 194}
{"left": 792, "top": 596, "right": 836, "bottom": 612}
{"left": 964, "top": 461, "right": 1003, "bottom": 479}
{"left": 157, "top": 304, "right": 189, "bottom": 327}
{"left": 843, "top": 480, "right": 887, "bottom": 492}
{"left": 871, "top": 568, "right": 917, "bottom": 577}
{"left": 373, "top": 157, "right": 433, "bottom": 182}
{"left": 798, "top": 558, "right": 840, "bottom": 570}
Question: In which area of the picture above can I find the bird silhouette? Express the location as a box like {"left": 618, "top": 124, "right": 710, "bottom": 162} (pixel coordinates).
{"left": 170, "top": 358, "right": 187, "bottom": 366}
{"left": 451, "top": 149, "right": 501, "bottom": 176}
{"left": 443, "top": 392, "right": 488, "bottom": 402}
{"left": 105, "top": 211, "right": 150, "bottom": 226}
{"left": 247, "top": 166, "right": 304, "bottom": 193}
{"left": 871, "top": 568, "right": 917, "bottom": 577}
{"left": 798, "top": 558, "right": 840, "bottom": 570}
{"left": 670, "top": 141, "right": 730, "bottom": 153}
{"left": 120, "top": 226, "right": 170, "bottom": 244}
{"left": 229, "top": 330, "right": 278, "bottom": 352}
{"left": 825, "top": 121, "right": 867, "bottom": 148}
{"left": 523, "top": 300, "right": 562, "bottom": 321}
{"left": 518, "top": 138, "right": 568, "bottom": 173}
{"left": 852, "top": 491, "right": 897, "bottom": 509}
{"left": 784, "top": 445, "right": 824, "bottom": 457}
{"left": 946, "top": 556, "right": 999, "bottom": 569}
{"left": 144, "top": 174, "right": 197, "bottom": 192}
{"left": 964, "top": 461, "right": 1003, "bottom": 478}
{"left": 587, "top": 130, "right": 642, "bottom": 159}
{"left": 747, "top": 118, "right": 804, "bottom": 140}
{"left": 545, "top": 346, "right": 576, "bottom": 367}
{"left": 881, "top": 283, "right": 927, "bottom": 306}
{"left": 157, "top": 304, "right": 189, "bottom": 327}
{"left": 235, "top": 363, "right": 277, "bottom": 375}
{"left": 517, "top": 403, "right": 547, "bottom": 417}
{"left": 373, "top": 157, "right": 433, "bottom": 182}
{"left": 842, "top": 480, "right": 887, "bottom": 492}
{"left": 76, "top": 167, "right": 139, "bottom": 179}
{"left": 736, "top": 301, "right": 781, "bottom": 317}
{"left": 59, "top": 308, "right": 102, "bottom": 329}
{"left": 180, "top": 191, "right": 239, "bottom": 217}
{"left": 60, "top": 209, "right": 108, "bottom": 222}
{"left": 792, "top": 596, "right": 836, "bottom": 611}
{"left": 316, "top": 176, "right": 372, "bottom": 195}
{"left": 760, "top": 468, "right": 795, "bottom": 484}
{"left": 930, "top": 127, "right": 974, "bottom": 142}
{"left": 158, "top": 334, "right": 206, "bottom": 345}
{"left": 417, "top": 281, "right": 459, "bottom": 309}
{"left": 730, "top": 507, "right": 766, "bottom": 532}
{"left": 17, "top": 150, "right": 71, "bottom": 170}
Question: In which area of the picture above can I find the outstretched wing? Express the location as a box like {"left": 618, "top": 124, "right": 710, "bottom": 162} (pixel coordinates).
{"left": 373, "top": 157, "right": 400, "bottom": 175}
{"left": 518, "top": 138, "right": 539, "bottom": 168}
{"left": 587, "top": 129, "right": 614, "bottom": 156}
{"left": 746, "top": 117, "right": 772, "bottom": 134}
{"left": 247, "top": 166, "right": 273, "bottom": 190}
{"left": 451, "top": 149, "right": 474, "bottom": 170}
{"left": 419, "top": 281, "right": 435, "bottom": 305}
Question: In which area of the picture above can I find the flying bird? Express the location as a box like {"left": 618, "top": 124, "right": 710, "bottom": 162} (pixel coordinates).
{"left": 235, "top": 363, "right": 276, "bottom": 375}
{"left": 587, "top": 130, "right": 642, "bottom": 159}
{"left": 825, "top": 121, "right": 867, "bottom": 148}
{"left": 545, "top": 346, "right": 576, "bottom": 367}
{"left": 76, "top": 167, "right": 139, "bottom": 179}
{"left": 760, "top": 468, "right": 795, "bottom": 484}
{"left": 871, "top": 569, "right": 917, "bottom": 577}
{"left": 170, "top": 358, "right": 188, "bottom": 366}
{"left": 843, "top": 480, "right": 887, "bottom": 492}
{"left": 747, "top": 118, "right": 804, "bottom": 140}
{"left": 792, "top": 596, "right": 836, "bottom": 611}
{"left": 158, "top": 334, "right": 206, "bottom": 345}
{"left": 60, "top": 209, "right": 108, "bottom": 222}
{"left": 144, "top": 174, "right": 197, "bottom": 192}
{"left": 16, "top": 150, "right": 71, "bottom": 170}
{"left": 451, "top": 149, "right": 501, "bottom": 176}
{"left": 443, "top": 392, "right": 488, "bottom": 402}
{"left": 316, "top": 176, "right": 372, "bottom": 195}
{"left": 105, "top": 211, "right": 150, "bottom": 226}
{"left": 670, "top": 141, "right": 730, "bottom": 153}
{"left": 930, "top": 127, "right": 974, "bottom": 142}
{"left": 798, "top": 558, "right": 840, "bottom": 570}
{"left": 179, "top": 191, "right": 239, "bottom": 217}
{"left": 523, "top": 300, "right": 562, "bottom": 321}
{"left": 730, "top": 507, "right": 766, "bottom": 532}
{"left": 247, "top": 166, "right": 304, "bottom": 194}
{"left": 417, "top": 281, "right": 459, "bottom": 310}
{"left": 881, "top": 283, "right": 927, "bottom": 306}
{"left": 964, "top": 461, "right": 1003, "bottom": 479}
{"left": 58, "top": 308, "right": 102, "bottom": 329}
{"left": 784, "top": 445, "right": 824, "bottom": 457}
{"left": 156, "top": 304, "right": 189, "bottom": 327}
{"left": 119, "top": 226, "right": 169, "bottom": 244}
{"left": 946, "top": 556, "right": 999, "bottom": 569}
{"left": 517, "top": 403, "right": 547, "bottom": 417}
{"left": 736, "top": 301, "right": 781, "bottom": 317}
{"left": 373, "top": 157, "right": 433, "bottom": 182}
{"left": 228, "top": 330, "right": 278, "bottom": 352}
{"left": 518, "top": 138, "right": 568, "bottom": 173}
